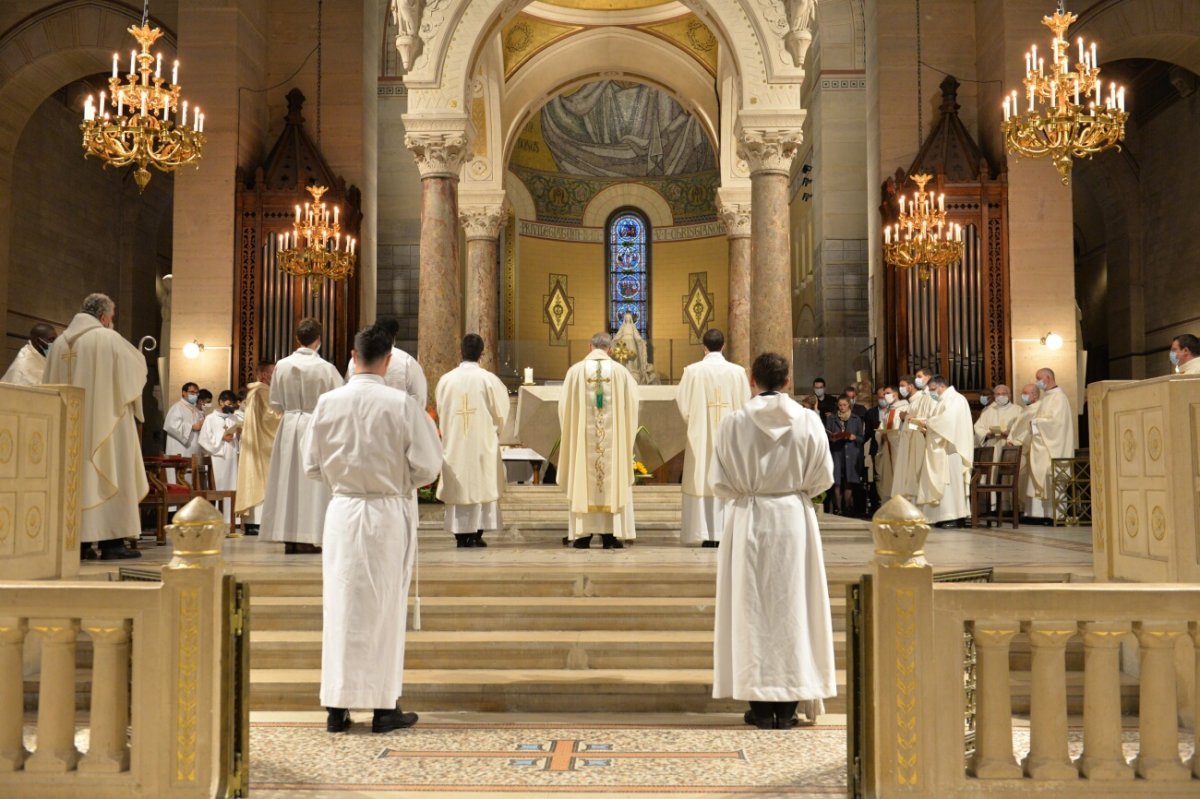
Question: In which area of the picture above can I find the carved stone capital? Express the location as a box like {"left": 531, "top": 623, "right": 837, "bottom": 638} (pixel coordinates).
{"left": 459, "top": 202, "right": 509, "bottom": 241}
{"left": 718, "top": 202, "right": 752, "bottom": 239}
{"left": 405, "top": 130, "right": 471, "bottom": 179}
{"left": 736, "top": 126, "right": 804, "bottom": 176}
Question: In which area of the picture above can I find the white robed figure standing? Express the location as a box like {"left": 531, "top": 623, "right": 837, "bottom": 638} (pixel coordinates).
{"left": 304, "top": 325, "right": 443, "bottom": 734}
{"left": 163, "top": 381, "right": 204, "bottom": 483}
{"left": 889, "top": 370, "right": 935, "bottom": 501}
{"left": 873, "top": 386, "right": 907, "bottom": 500}
{"left": 558, "top": 332, "right": 639, "bottom": 549}
{"left": 44, "top": 293, "right": 147, "bottom": 559}
{"left": 235, "top": 363, "right": 282, "bottom": 534}
{"left": 345, "top": 317, "right": 428, "bottom": 408}
{"left": 198, "top": 390, "right": 242, "bottom": 523}
{"left": 675, "top": 329, "right": 750, "bottom": 546}
{"left": 709, "top": 352, "right": 835, "bottom": 730}
{"left": 1, "top": 323, "right": 55, "bottom": 385}
{"left": 1023, "top": 368, "right": 1076, "bottom": 522}
{"left": 260, "top": 318, "right": 344, "bottom": 553}
{"left": 435, "top": 334, "right": 510, "bottom": 547}
{"left": 974, "top": 385, "right": 1022, "bottom": 455}
{"left": 914, "top": 375, "right": 975, "bottom": 526}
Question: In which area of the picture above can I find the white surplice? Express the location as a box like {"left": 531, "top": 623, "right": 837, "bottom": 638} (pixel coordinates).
{"left": 163, "top": 396, "right": 204, "bottom": 483}
{"left": 260, "top": 347, "right": 344, "bottom": 545}
{"left": 1, "top": 342, "right": 46, "bottom": 386}
{"left": 1181, "top": 358, "right": 1200, "bottom": 375}
{"left": 44, "top": 313, "right": 148, "bottom": 543}
{"left": 889, "top": 390, "right": 934, "bottom": 500}
{"left": 1025, "top": 387, "right": 1075, "bottom": 518}
{"left": 199, "top": 410, "right": 240, "bottom": 522}
{"left": 558, "top": 350, "right": 639, "bottom": 540}
{"left": 974, "top": 400, "right": 1022, "bottom": 452}
{"left": 915, "top": 387, "right": 975, "bottom": 523}
{"left": 303, "top": 374, "right": 443, "bottom": 709}
{"left": 675, "top": 351, "right": 750, "bottom": 544}
{"left": 709, "top": 393, "right": 836, "bottom": 707}
{"left": 435, "top": 361, "right": 510, "bottom": 533}
{"left": 873, "top": 398, "right": 909, "bottom": 501}
{"left": 346, "top": 346, "right": 428, "bottom": 408}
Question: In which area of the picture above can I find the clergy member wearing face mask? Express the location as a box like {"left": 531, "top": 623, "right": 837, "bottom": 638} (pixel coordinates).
{"left": 974, "top": 385, "right": 1022, "bottom": 453}
{"left": 890, "top": 367, "right": 936, "bottom": 502}
{"left": 1170, "top": 333, "right": 1200, "bottom": 375}
{"left": 163, "top": 381, "right": 205, "bottom": 483}
{"left": 1, "top": 323, "right": 56, "bottom": 386}
{"left": 199, "top": 389, "right": 243, "bottom": 526}
{"left": 873, "top": 386, "right": 908, "bottom": 502}
{"left": 1020, "top": 368, "right": 1075, "bottom": 525}
{"left": 911, "top": 374, "right": 974, "bottom": 528}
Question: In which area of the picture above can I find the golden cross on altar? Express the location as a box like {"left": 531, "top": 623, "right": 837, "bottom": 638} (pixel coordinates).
{"left": 707, "top": 389, "right": 730, "bottom": 426}
{"left": 454, "top": 394, "right": 475, "bottom": 435}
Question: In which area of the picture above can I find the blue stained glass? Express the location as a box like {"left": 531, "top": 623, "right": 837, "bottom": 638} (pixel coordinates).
{"left": 607, "top": 211, "right": 649, "bottom": 337}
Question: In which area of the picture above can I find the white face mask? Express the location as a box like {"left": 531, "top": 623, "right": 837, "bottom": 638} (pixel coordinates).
{"left": 930, "top": 390, "right": 942, "bottom": 402}
{"left": 814, "top": 388, "right": 825, "bottom": 398}
{"left": 1021, "top": 394, "right": 1031, "bottom": 406}
{"left": 899, "top": 386, "right": 910, "bottom": 398}
{"left": 995, "top": 395, "right": 1010, "bottom": 407}
{"left": 884, "top": 392, "right": 895, "bottom": 405}
{"left": 979, "top": 396, "right": 990, "bottom": 406}
{"left": 914, "top": 377, "right": 927, "bottom": 390}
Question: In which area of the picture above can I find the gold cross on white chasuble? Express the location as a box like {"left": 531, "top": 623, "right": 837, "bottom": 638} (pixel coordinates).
{"left": 707, "top": 389, "right": 730, "bottom": 427}
{"left": 454, "top": 394, "right": 476, "bottom": 435}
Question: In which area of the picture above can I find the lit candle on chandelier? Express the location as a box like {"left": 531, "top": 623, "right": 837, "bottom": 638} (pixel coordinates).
{"left": 172, "top": 60, "right": 179, "bottom": 86}
{"left": 333, "top": 206, "right": 339, "bottom": 225}
{"left": 295, "top": 205, "right": 301, "bottom": 223}
{"left": 156, "top": 53, "right": 162, "bottom": 79}
{"left": 1078, "top": 37, "right": 1084, "bottom": 65}
{"left": 181, "top": 100, "right": 188, "bottom": 127}
{"left": 112, "top": 53, "right": 118, "bottom": 80}
{"left": 938, "top": 193, "right": 944, "bottom": 212}
{"left": 1091, "top": 43, "right": 1097, "bottom": 70}
{"left": 130, "top": 50, "right": 136, "bottom": 75}
{"left": 99, "top": 91, "right": 106, "bottom": 115}
{"left": 83, "top": 96, "right": 94, "bottom": 121}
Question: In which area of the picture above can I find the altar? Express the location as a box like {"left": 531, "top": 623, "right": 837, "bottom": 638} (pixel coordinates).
{"left": 504, "top": 385, "right": 687, "bottom": 471}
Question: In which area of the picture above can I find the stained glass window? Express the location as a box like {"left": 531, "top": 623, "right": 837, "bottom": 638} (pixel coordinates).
{"left": 607, "top": 210, "right": 650, "bottom": 337}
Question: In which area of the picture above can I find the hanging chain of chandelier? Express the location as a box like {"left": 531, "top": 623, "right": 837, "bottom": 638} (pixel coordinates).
{"left": 883, "top": 173, "right": 964, "bottom": 282}
{"left": 1001, "top": 1, "right": 1127, "bottom": 185}
{"left": 80, "top": 1, "right": 204, "bottom": 193}
{"left": 276, "top": 185, "right": 357, "bottom": 288}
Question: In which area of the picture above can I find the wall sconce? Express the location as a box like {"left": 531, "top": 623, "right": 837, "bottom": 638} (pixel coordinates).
{"left": 183, "top": 340, "right": 204, "bottom": 359}
{"left": 1040, "top": 332, "right": 1063, "bottom": 350}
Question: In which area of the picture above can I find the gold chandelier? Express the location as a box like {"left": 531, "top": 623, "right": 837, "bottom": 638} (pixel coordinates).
{"left": 883, "top": 173, "right": 963, "bottom": 281}
{"left": 276, "top": 185, "right": 357, "bottom": 288}
{"left": 1001, "top": 1, "right": 1127, "bottom": 185}
{"left": 80, "top": 3, "right": 204, "bottom": 192}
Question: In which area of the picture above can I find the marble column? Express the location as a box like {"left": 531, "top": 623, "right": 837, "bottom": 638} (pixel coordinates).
{"left": 738, "top": 127, "right": 803, "bottom": 366}
{"left": 0, "top": 618, "right": 27, "bottom": 771}
{"left": 1021, "top": 621, "right": 1078, "bottom": 780}
{"left": 460, "top": 202, "right": 509, "bottom": 374}
{"left": 969, "top": 620, "right": 1022, "bottom": 779}
{"left": 24, "top": 619, "right": 80, "bottom": 773}
{"left": 79, "top": 619, "right": 131, "bottom": 773}
{"left": 718, "top": 201, "right": 752, "bottom": 369}
{"left": 405, "top": 131, "right": 470, "bottom": 406}
{"left": 1133, "top": 621, "right": 1190, "bottom": 781}
{"left": 1078, "top": 621, "right": 1134, "bottom": 780}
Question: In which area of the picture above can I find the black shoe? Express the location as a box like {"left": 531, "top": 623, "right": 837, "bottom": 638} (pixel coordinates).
{"left": 81, "top": 546, "right": 98, "bottom": 561}
{"left": 933, "top": 520, "right": 957, "bottom": 529}
{"left": 372, "top": 708, "right": 419, "bottom": 733}
{"left": 284, "top": 542, "right": 297, "bottom": 554}
{"left": 744, "top": 703, "right": 774, "bottom": 730}
{"left": 701, "top": 540, "right": 719, "bottom": 548}
{"left": 455, "top": 534, "right": 472, "bottom": 548}
{"left": 572, "top": 536, "right": 593, "bottom": 549}
{"left": 562, "top": 536, "right": 571, "bottom": 546}
{"left": 473, "top": 532, "right": 488, "bottom": 548}
{"left": 601, "top": 534, "right": 624, "bottom": 549}
{"left": 100, "top": 546, "right": 141, "bottom": 560}
{"left": 244, "top": 525, "right": 259, "bottom": 536}
{"left": 326, "top": 707, "right": 351, "bottom": 733}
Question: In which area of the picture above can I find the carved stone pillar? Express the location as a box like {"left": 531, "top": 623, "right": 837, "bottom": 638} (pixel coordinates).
{"left": 79, "top": 619, "right": 132, "bottom": 773}
{"left": 460, "top": 202, "right": 509, "bottom": 374}
{"left": 969, "top": 620, "right": 1022, "bottom": 779}
{"left": 405, "top": 130, "right": 470, "bottom": 405}
{"left": 737, "top": 125, "right": 802, "bottom": 365}
{"left": 718, "top": 200, "right": 752, "bottom": 368}
{"left": 24, "top": 619, "right": 81, "bottom": 773}
{"left": 0, "top": 618, "right": 27, "bottom": 771}
{"left": 1021, "top": 622, "right": 1078, "bottom": 780}
{"left": 1078, "top": 621, "right": 1134, "bottom": 780}
{"left": 1133, "top": 621, "right": 1190, "bottom": 781}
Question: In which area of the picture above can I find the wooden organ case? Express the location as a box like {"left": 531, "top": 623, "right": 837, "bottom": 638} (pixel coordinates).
{"left": 233, "top": 88, "right": 361, "bottom": 386}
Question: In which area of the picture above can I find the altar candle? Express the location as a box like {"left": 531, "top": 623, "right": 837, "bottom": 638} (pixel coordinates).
{"left": 524, "top": 367, "right": 534, "bottom": 384}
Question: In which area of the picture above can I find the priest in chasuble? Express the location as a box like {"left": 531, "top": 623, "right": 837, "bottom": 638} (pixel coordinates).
{"left": 235, "top": 362, "right": 282, "bottom": 535}
{"left": 1023, "top": 368, "right": 1075, "bottom": 523}
{"left": 675, "top": 328, "right": 750, "bottom": 547}
{"left": 914, "top": 375, "right": 975, "bottom": 527}
{"left": 435, "top": 334, "right": 510, "bottom": 548}
{"left": 889, "top": 369, "right": 935, "bottom": 501}
{"left": 558, "top": 332, "right": 639, "bottom": 549}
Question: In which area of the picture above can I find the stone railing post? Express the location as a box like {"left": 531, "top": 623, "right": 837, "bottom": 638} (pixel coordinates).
{"left": 1078, "top": 621, "right": 1134, "bottom": 780}
{"left": 1021, "top": 621, "right": 1077, "bottom": 780}
{"left": 969, "top": 621, "right": 1021, "bottom": 779}
{"left": 79, "top": 619, "right": 132, "bottom": 773}
{"left": 1192, "top": 622, "right": 1200, "bottom": 779}
{"left": 23, "top": 618, "right": 81, "bottom": 772}
{"left": 0, "top": 618, "right": 27, "bottom": 771}
{"left": 1133, "top": 621, "right": 1190, "bottom": 781}
{"left": 460, "top": 199, "right": 509, "bottom": 374}
{"left": 869, "top": 495, "right": 936, "bottom": 796}
{"left": 160, "top": 498, "right": 226, "bottom": 797}
{"left": 717, "top": 193, "right": 751, "bottom": 369}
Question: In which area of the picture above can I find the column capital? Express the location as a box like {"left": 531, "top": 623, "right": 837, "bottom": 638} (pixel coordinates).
{"left": 459, "top": 201, "right": 510, "bottom": 241}
{"left": 1023, "top": 620, "right": 1076, "bottom": 646}
{"left": 718, "top": 202, "right": 752, "bottom": 239}
{"left": 735, "top": 125, "right": 804, "bottom": 176}
{"left": 972, "top": 620, "right": 1021, "bottom": 646}
{"left": 1080, "top": 620, "right": 1130, "bottom": 647}
{"left": 1134, "top": 620, "right": 1188, "bottom": 648}
{"left": 82, "top": 619, "right": 131, "bottom": 644}
{"left": 404, "top": 130, "right": 471, "bottom": 179}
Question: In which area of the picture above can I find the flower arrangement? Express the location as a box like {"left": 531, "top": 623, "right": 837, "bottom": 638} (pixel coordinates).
{"left": 633, "top": 460, "right": 651, "bottom": 480}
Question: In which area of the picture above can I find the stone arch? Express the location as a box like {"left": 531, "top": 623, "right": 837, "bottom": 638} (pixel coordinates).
{"left": 0, "top": 0, "right": 176, "bottom": 333}
{"left": 812, "top": 0, "right": 866, "bottom": 71}
{"left": 582, "top": 183, "right": 674, "bottom": 228}
{"left": 1077, "top": 0, "right": 1200, "bottom": 74}
{"left": 504, "top": 169, "right": 537, "bottom": 221}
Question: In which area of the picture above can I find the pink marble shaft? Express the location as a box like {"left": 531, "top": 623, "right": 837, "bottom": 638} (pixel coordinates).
{"left": 750, "top": 171, "right": 792, "bottom": 365}
{"left": 418, "top": 175, "right": 462, "bottom": 404}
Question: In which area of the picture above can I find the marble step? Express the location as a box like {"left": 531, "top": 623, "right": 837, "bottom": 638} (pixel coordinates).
{"left": 249, "top": 629, "right": 851, "bottom": 671}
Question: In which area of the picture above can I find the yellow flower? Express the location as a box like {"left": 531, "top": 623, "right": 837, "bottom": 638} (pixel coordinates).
{"left": 632, "top": 461, "right": 649, "bottom": 475}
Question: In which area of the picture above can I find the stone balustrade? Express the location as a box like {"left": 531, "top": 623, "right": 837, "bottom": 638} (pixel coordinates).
{"left": 0, "top": 498, "right": 242, "bottom": 798}
{"left": 865, "top": 495, "right": 1199, "bottom": 798}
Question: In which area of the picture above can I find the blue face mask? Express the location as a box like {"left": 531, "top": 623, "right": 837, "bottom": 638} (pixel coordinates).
{"left": 185, "top": 394, "right": 198, "bottom": 405}
{"left": 914, "top": 377, "right": 926, "bottom": 390}
{"left": 1021, "top": 393, "right": 1031, "bottom": 406}
{"left": 1035, "top": 379, "right": 1047, "bottom": 391}
{"left": 980, "top": 396, "right": 990, "bottom": 406}
{"left": 930, "top": 391, "right": 942, "bottom": 402}
{"left": 899, "top": 386, "right": 910, "bottom": 398}
{"left": 1170, "top": 350, "right": 1179, "bottom": 367}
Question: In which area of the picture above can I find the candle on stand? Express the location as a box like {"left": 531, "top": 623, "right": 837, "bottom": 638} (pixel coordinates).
{"left": 524, "top": 367, "right": 534, "bottom": 384}
{"left": 181, "top": 100, "right": 188, "bottom": 126}
{"left": 1091, "top": 42, "right": 1097, "bottom": 70}
{"left": 112, "top": 53, "right": 118, "bottom": 80}
{"left": 172, "top": 60, "right": 179, "bottom": 86}
{"left": 1078, "top": 37, "right": 1084, "bottom": 64}
{"left": 333, "top": 206, "right": 339, "bottom": 225}
{"left": 99, "top": 91, "right": 106, "bottom": 114}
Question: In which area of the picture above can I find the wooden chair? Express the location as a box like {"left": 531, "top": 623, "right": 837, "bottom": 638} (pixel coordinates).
{"left": 141, "top": 456, "right": 194, "bottom": 544}
{"left": 189, "top": 453, "right": 241, "bottom": 536}
{"left": 970, "top": 445, "right": 1021, "bottom": 529}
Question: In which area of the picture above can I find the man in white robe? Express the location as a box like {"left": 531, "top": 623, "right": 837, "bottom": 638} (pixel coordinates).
{"left": 558, "top": 332, "right": 639, "bottom": 549}
{"left": 304, "top": 325, "right": 442, "bottom": 734}
{"left": 345, "top": 316, "right": 427, "bottom": 408}
{"left": 260, "top": 318, "right": 344, "bottom": 553}
{"left": 914, "top": 375, "right": 974, "bottom": 527}
{"left": 163, "top": 381, "right": 204, "bottom": 482}
{"left": 890, "top": 370, "right": 935, "bottom": 501}
{"left": 1170, "top": 333, "right": 1200, "bottom": 375}
{"left": 1023, "top": 368, "right": 1076, "bottom": 524}
{"left": 199, "top": 390, "right": 241, "bottom": 525}
{"left": 235, "top": 362, "right": 281, "bottom": 535}
{"left": 1006, "top": 383, "right": 1040, "bottom": 510}
{"left": 435, "top": 334, "right": 510, "bottom": 547}
{"left": 974, "top": 384, "right": 1021, "bottom": 453}
{"left": 873, "top": 386, "right": 906, "bottom": 501}
{"left": 709, "top": 351, "right": 835, "bottom": 730}
{"left": 2, "top": 323, "right": 55, "bottom": 385}
{"left": 675, "top": 328, "right": 750, "bottom": 547}
{"left": 44, "top": 293, "right": 147, "bottom": 560}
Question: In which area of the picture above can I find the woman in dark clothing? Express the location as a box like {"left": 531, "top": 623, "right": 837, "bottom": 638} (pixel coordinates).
{"left": 825, "top": 397, "right": 865, "bottom": 516}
